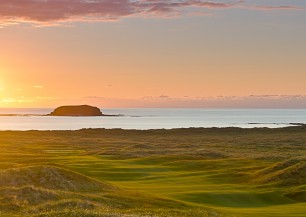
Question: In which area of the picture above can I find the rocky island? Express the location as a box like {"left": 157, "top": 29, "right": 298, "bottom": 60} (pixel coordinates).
{"left": 49, "top": 105, "right": 103, "bottom": 116}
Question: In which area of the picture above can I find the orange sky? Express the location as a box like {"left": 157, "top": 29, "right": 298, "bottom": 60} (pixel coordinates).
{"left": 0, "top": 0, "right": 306, "bottom": 108}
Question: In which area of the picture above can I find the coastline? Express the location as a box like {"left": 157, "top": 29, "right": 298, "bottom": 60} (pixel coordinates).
{"left": 1, "top": 123, "right": 298, "bottom": 131}
{"left": 0, "top": 124, "right": 305, "bottom": 132}
{"left": 1, "top": 108, "right": 306, "bottom": 131}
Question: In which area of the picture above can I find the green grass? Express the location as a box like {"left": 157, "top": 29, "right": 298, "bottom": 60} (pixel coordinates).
{"left": 0, "top": 127, "right": 306, "bottom": 216}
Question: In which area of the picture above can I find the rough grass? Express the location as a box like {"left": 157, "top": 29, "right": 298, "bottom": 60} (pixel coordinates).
{"left": 253, "top": 158, "right": 306, "bottom": 186}
{"left": 0, "top": 127, "right": 306, "bottom": 216}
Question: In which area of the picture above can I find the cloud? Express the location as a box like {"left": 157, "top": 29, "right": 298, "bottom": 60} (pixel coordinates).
{"left": 79, "top": 95, "right": 306, "bottom": 108}
{"left": 0, "top": 96, "right": 57, "bottom": 106}
{"left": 0, "top": 0, "right": 301, "bottom": 26}
{"left": 248, "top": 95, "right": 279, "bottom": 99}
{"left": 159, "top": 95, "right": 170, "bottom": 98}
{"left": 84, "top": 96, "right": 107, "bottom": 99}
{"left": 249, "top": 5, "right": 303, "bottom": 11}
{"left": 0, "top": 97, "right": 34, "bottom": 104}
{"left": 3, "top": 94, "right": 305, "bottom": 108}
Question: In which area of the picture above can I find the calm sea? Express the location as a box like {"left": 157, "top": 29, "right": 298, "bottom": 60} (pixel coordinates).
{"left": 0, "top": 108, "right": 305, "bottom": 131}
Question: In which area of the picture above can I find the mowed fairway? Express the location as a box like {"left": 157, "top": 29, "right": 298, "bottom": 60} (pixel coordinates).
{"left": 0, "top": 127, "right": 306, "bottom": 216}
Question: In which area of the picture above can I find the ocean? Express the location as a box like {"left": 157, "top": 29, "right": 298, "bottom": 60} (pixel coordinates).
{"left": 0, "top": 108, "right": 305, "bottom": 131}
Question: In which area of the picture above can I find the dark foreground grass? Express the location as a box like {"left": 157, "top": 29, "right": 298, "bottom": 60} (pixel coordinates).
{"left": 0, "top": 126, "right": 306, "bottom": 216}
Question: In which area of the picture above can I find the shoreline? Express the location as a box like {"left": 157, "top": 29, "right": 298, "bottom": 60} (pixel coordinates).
{"left": 0, "top": 124, "right": 305, "bottom": 132}
{"left": 0, "top": 111, "right": 305, "bottom": 130}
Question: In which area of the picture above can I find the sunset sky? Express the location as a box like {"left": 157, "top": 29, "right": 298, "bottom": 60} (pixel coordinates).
{"left": 0, "top": 0, "right": 306, "bottom": 108}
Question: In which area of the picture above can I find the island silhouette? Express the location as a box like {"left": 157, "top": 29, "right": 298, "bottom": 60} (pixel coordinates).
{"left": 49, "top": 105, "right": 103, "bottom": 116}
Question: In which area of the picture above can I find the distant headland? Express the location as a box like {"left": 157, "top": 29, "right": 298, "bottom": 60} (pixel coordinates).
{"left": 49, "top": 105, "right": 103, "bottom": 116}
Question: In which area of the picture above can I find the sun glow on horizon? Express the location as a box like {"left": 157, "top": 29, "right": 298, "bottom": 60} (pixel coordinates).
{"left": 0, "top": 0, "right": 305, "bottom": 108}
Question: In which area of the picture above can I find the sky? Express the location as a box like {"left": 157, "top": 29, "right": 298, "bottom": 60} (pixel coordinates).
{"left": 0, "top": 0, "right": 306, "bottom": 108}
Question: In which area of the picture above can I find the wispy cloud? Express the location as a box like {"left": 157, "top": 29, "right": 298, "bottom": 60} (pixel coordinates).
{"left": 0, "top": 96, "right": 57, "bottom": 105}
{"left": 249, "top": 5, "right": 303, "bottom": 11}
{"left": 0, "top": 97, "right": 34, "bottom": 104}
{"left": 2, "top": 94, "right": 306, "bottom": 108}
{"left": 0, "top": 0, "right": 302, "bottom": 26}
{"left": 81, "top": 95, "right": 306, "bottom": 108}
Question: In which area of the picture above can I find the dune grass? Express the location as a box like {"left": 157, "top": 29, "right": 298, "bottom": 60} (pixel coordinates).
{"left": 0, "top": 127, "right": 306, "bottom": 216}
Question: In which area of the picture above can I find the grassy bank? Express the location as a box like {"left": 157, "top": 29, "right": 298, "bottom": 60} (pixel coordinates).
{"left": 0, "top": 127, "right": 306, "bottom": 216}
